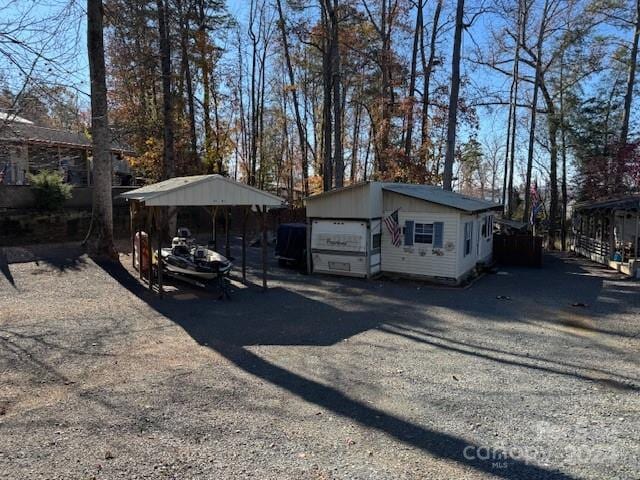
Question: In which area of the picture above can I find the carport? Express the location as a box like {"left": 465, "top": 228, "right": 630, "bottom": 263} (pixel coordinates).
{"left": 121, "top": 174, "right": 285, "bottom": 295}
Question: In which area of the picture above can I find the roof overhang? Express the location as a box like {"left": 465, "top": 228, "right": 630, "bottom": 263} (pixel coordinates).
{"left": 574, "top": 196, "right": 640, "bottom": 213}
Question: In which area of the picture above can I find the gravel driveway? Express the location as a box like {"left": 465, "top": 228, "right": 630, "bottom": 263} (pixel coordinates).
{"left": 1, "top": 242, "right": 639, "bottom": 479}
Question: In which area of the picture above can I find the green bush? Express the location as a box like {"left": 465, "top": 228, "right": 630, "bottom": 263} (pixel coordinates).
{"left": 28, "top": 170, "right": 73, "bottom": 211}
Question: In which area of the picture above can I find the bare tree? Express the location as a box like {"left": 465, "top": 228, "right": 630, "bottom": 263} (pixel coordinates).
{"left": 420, "top": 0, "right": 442, "bottom": 167}
{"left": 505, "top": 0, "right": 525, "bottom": 218}
{"left": 275, "top": 0, "right": 310, "bottom": 195}
{"left": 620, "top": 0, "right": 639, "bottom": 147}
{"left": 85, "top": 0, "right": 115, "bottom": 259}
{"left": 157, "top": 0, "right": 175, "bottom": 179}
{"left": 403, "top": 0, "right": 423, "bottom": 158}
{"left": 443, "top": 0, "right": 465, "bottom": 191}
{"left": 523, "top": 0, "right": 551, "bottom": 225}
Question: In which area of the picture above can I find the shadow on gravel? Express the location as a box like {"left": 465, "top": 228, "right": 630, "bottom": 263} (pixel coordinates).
{"left": 378, "top": 324, "right": 640, "bottom": 391}
{"left": 2, "top": 244, "right": 87, "bottom": 272}
{"left": 99, "top": 259, "right": 580, "bottom": 480}
{"left": 0, "top": 248, "right": 16, "bottom": 288}
{"left": 212, "top": 343, "right": 577, "bottom": 480}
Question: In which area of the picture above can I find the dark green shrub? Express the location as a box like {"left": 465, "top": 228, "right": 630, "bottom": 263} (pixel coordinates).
{"left": 28, "top": 170, "right": 73, "bottom": 211}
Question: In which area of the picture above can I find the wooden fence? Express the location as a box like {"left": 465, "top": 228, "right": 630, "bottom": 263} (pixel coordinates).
{"left": 493, "top": 234, "right": 543, "bottom": 267}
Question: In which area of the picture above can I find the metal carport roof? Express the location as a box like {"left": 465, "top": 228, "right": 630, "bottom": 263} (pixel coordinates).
{"left": 120, "top": 174, "right": 285, "bottom": 207}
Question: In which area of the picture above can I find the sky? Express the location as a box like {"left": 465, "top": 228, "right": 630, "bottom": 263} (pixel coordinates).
{"left": 1, "top": 0, "right": 636, "bottom": 188}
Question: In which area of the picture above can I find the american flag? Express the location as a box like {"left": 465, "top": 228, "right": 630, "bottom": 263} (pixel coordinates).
{"left": 384, "top": 209, "right": 402, "bottom": 247}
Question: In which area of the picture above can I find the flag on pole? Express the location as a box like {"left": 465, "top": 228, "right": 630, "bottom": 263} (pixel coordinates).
{"left": 384, "top": 209, "right": 402, "bottom": 247}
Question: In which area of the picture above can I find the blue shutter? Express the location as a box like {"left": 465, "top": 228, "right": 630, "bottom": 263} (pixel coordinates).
{"left": 404, "top": 220, "right": 414, "bottom": 246}
{"left": 433, "top": 222, "right": 444, "bottom": 248}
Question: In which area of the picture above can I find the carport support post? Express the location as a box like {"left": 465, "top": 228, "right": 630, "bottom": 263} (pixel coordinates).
{"left": 306, "top": 217, "right": 312, "bottom": 275}
{"left": 137, "top": 208, "right": 143, "bottom": 279}
{"left": 225, "top": 206, "right": 231, "bottom": 259}
{"left": 146, "top": 209, "right": 153, "bottom": 291}
{"left": 242, "top": 206, "right": 248, "bottom": 283}
{"left": 212, "top": 206, "right": 219, "bottom": 252}
{"left": 260, "top": 205, "right": 268, "bottom": 291}
{"left": 157, "top": 207, "right": 163, "bottom": 298}
{"left": 129, "top": 202, "right": 135, "bottom": 269}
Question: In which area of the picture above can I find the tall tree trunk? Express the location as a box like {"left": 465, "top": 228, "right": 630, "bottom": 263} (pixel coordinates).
{"left": 523, "top": 0, "right": 549, "bottom": 224}
{"left": 506, "top": 0, "right": 524, "bottom": 218}
{"left": 157, "top": 0, "right": 174, "bottom": 180}
{"left": 85, "top": 0, "right": 115, "bottom": 259}
{"left": 178, "top": 0, "right": 197, "bottom": 171}
{"left": 620, "top": 0, "right": 640, "bottom": 148}
{"left": 378, "top": 0, "right": 392, "bottom": 176}
{"left": 560, "top": 55, "right": 568, "bottom": 251}
{"left": 258, "top": 40, "right": 268, "bottom": 188}
{"left": 614, "top": 0, "right": 640, "bottom": 188}
{"left": 350, "top": 100, "right": 362, "bottom": 183}
{"left": 404, "top": 0, "right": 422, "bottom": 158}
{"left": 443, "top": 0, "right": 464, "bottom": 191}
{"left": 331, "top": 0, "right": 343, "bottom": 188}
{"left": 275, "top": 0, "right": 310, "bottom": 195}
{"left": 198, "top": 0, "right": 213, "bottom": 173}
{"left": 420, "top": 0, "right": 442, "bottom": 169}
{"left": 542, "top": 90, "right": 559, "bottom": 249}
{"left": 321, "top": 1, "right": 333, "bottom": 191}
{"left": 502, "top": 100, "right": 512, "bottom": 213}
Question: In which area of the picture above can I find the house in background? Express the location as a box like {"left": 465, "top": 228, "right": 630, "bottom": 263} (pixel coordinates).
{"left": 0, "top": 113, "right": 135, "bottom": 186}
{"left": 572, "top": 196, "right": 640, "bottom": 278}
{"left": 304, "top": 182, "right": 502, "bottom": 284}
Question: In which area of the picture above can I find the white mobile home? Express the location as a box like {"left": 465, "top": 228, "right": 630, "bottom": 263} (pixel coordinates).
{"left": 304, "top": 182, "right": 502, "bottom": 284}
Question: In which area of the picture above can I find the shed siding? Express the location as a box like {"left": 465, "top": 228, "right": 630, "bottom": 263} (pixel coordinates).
{"left": 457, "top": 212, "right": 497, "bottom": 278}
{"left": 305, "top": 183, "right": 382, "bottom": 219}
{"left": 381, "top": 210, "right": 460, "bottom": 279}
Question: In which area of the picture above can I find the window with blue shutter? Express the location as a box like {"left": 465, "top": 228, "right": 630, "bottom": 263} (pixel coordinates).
{"left": 433, "top": 222, "right": 444, "bottom": 248}
{"left": 404, "top": 220, "right": 414, "bottom": 246}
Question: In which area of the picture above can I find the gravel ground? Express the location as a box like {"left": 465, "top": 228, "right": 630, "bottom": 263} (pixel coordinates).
{"left": 0, "top": 241, "right": 639, "bottom": 480}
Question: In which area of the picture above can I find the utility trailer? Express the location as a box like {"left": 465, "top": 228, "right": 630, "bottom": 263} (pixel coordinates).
{"left": 309, "top": 219, "right": 381, "bottom": 278}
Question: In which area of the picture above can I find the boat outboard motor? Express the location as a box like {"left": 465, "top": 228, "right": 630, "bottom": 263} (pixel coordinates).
{"left": 194, "top": 246, "right": 207, "bottom": 260}
{"left": 177, "top": 227, "right": 192, "bottom": 239}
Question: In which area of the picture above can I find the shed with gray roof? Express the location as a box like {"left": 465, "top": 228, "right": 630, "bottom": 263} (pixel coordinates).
{"left": 304, "top": 182, "right": 502, "bottom": 284}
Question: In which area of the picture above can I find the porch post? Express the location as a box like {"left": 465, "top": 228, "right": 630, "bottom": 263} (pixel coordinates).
{"left": 636, "top": 207, "right": 640, "bottom": 260}
{"left": 621, "top": 210, "right": 626, "bottom": 261}
{"left": 25, "top": 143, "right": 29, "bottom": 183}
{"left": 609, "top": 209, "right": 616, "bottom": 260}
